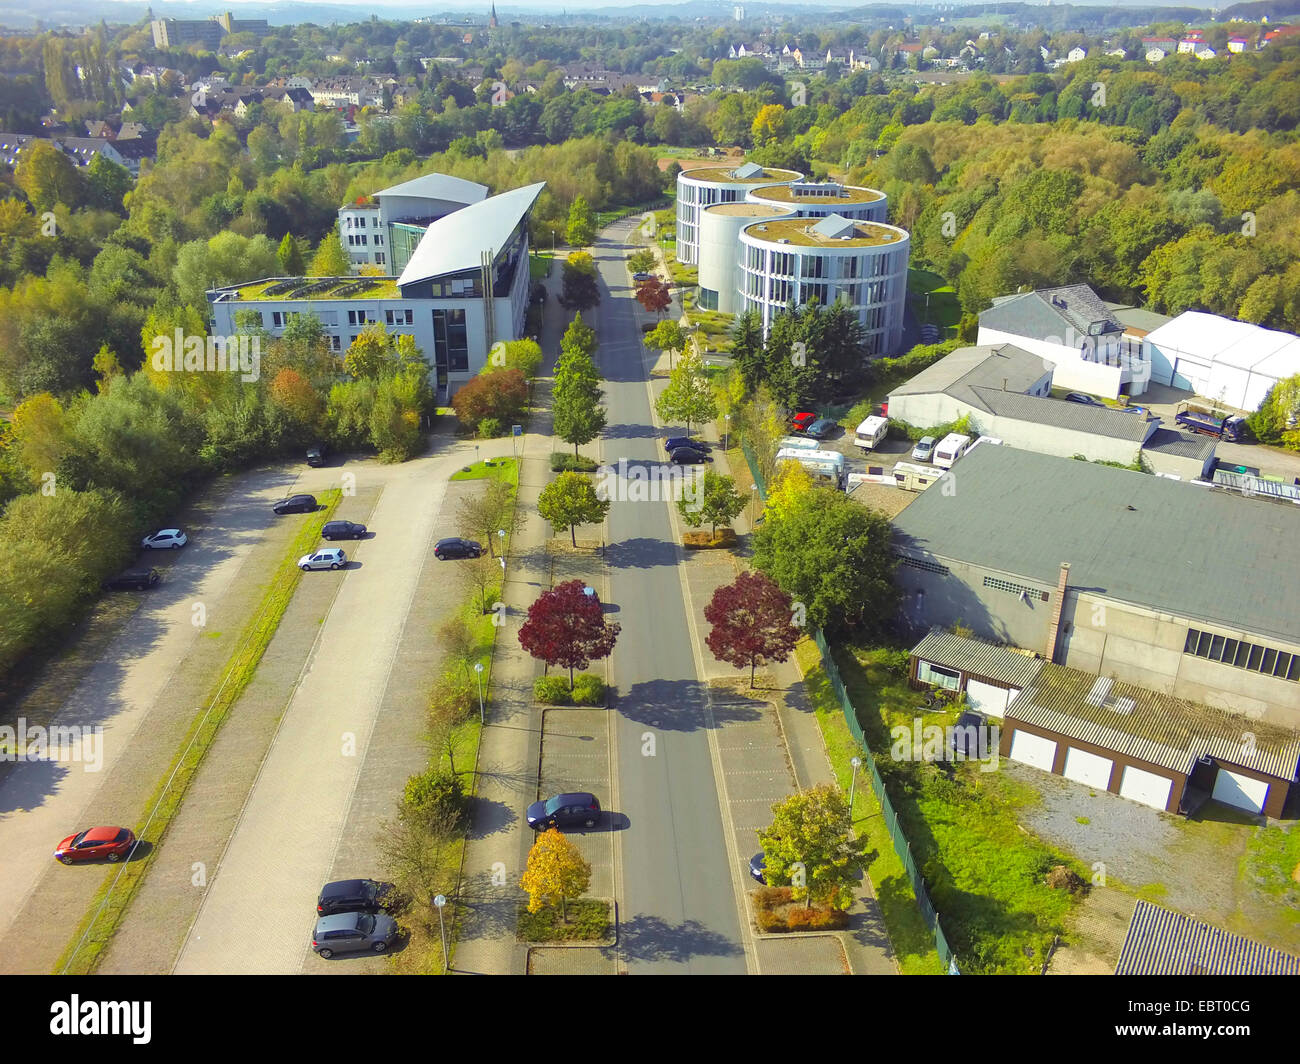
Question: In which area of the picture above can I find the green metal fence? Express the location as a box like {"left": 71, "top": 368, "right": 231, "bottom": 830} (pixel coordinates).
{"left": 739, "top": 437, "right": 958, "bottom": 973}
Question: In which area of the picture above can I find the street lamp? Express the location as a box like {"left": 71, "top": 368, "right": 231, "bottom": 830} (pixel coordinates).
{"left": 497, "top": 528, "right": 505, "bottom": 560}
{"left": 432, "top": 894, "right": 449, "bottom": 973}
{"left": 750, "top": 482, "right": 758, "bottom": 524}
{"left": 723, "top": 413, "right": 731, "bottom": 452}
{"left": 473, "top": 662, "right": 485, "bottom": 724}
{"left": 848, "top": 756, "right": 862, "bottom": 823}
{"left": 551, "top": 230, "right": 556, "bottom": 253}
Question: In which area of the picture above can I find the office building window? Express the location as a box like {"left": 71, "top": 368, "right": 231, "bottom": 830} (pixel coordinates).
{"left": 433, "top": 308, "right": 469, "bottom": 372}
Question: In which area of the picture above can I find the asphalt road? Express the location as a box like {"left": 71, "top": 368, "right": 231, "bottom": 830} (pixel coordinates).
{"left": 592, "top": 220, "right": 749, "bottom": 974}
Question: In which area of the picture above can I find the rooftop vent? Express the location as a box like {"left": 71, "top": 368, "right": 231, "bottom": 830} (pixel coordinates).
{"left": 777, "top": 238, "right": 790, "bottom": 244}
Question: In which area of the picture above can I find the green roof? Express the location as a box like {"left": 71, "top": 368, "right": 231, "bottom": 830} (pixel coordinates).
{"left": 219, "top": 277, "right": 401, "bottom": 301}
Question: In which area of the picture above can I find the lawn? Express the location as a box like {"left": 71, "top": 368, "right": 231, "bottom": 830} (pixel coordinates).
{"left": 835, "top": 643, "right": 1089, "bottom": 974}
{"left": 907, "top": 267, "right": 962, "bottom": 335}
{"left": 450, "top": 456, "right": 520, "bottom": 486}
{"left": 529, "top": 252, "right": 554, "bottom": 281}
{"left": 517, "top": 899, "right": 612, "bottom": 942}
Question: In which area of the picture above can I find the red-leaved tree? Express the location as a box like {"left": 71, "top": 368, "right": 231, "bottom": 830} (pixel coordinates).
{"left": 635, "top": 277, "right": 672, "bottom": 317}
{"left": 450, "top": 368, "right": 528, "bottom": 431}
{"left": 518, "top": 579, "right": 621, "bottom": 689}
{"left": 705, "top": 571, "right": 802, "bottom": 687}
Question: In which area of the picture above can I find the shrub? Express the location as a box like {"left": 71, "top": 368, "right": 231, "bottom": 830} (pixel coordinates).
{"left": 785, "top": 907, "right": 850, "bottom": 930}
{"left": 753, "top": 886, "right": 792, "bottom": 911}
{"left": 451, "top": 368, "right": 527, "bottom": 432}
{"left": 683, "top": 527, "right": 739, "bottom": 549}
{"left": 755, "top": 909, "right": 786, "bottom": 933}
{"left": 401, "top": 768, "right": 468, "bottom": 833}
{"left": 478, "top": 416, "right": 504, "bottom": 439}
{"left": 570, "top": 672, "right": 606, "bottom": 706}
{"left": 534, "top": 675, "right": 572, "bottom": 704}
{"left": 550, "top": 451, "right": 598, "bottom": 473}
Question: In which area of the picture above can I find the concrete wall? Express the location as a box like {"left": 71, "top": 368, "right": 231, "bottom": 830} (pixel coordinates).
{"left": 697, "top": 204, "right": 792, "bottom": 314}
{"left": 886, "top": 392, "right": 970, "bottom": 430}
{"left": 896, "top": 556, "right": 1056, "bottom": 653}
{"left": 977, "top": 327, "right": 1139, "bottom": 398}
{"left": 1141, "top": 446, "right": 1216, "bottom": 480}
{"left": 981, "top": 415, "right": 1144, "bottom": 464}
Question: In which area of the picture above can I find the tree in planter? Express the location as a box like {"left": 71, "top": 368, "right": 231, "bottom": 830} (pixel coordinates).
{"left": 553, "top": 349, "right": 606, "bottom": 458}
{"left": 655, "top": 348, "right": 718, "bottom": 435}
{"left": 759, "top": 784, "right": 867, "bottom": 910}
{"left": 678, "top": 470, "right": 745, "bottom": 537}
{"left": 627, "top": 248, "right": 656, "bottom": 274}
{"left": 560, "top": 251, "right": 601, "bottom": 312}
{"left": 635, "top": 276, "right": 672, "bottom": 317}
{"left": 520, "top": 827, "right": 592, "bottom": 924}
{"left": 704, "top": 570, "right": 801, "bottom": 686}
{"left": 450, "top": 368, "right": 528, "bottom": 434}
{"left": 566, "top": 194, "right": 595, "bottom": 247}
{"left": 518, "top": 578, "right": 620, "bottom": 689}
{"left": 537, "top": 471, "right": 610, "bottom": 547}
{"left": 560, "top": 312, "right": 597, "bottom": 361}
{"left": 644, "top": 319, "right": 686, "bottom": 371}
{"left": 457, "top": 551, "right": 499, "bottom": 615}
{"left": 458, "top": 478, "right": 519, "bottom": 557}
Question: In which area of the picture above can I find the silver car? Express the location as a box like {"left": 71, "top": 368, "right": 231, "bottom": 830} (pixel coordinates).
{"left": 311, "top": 911, "right": 397, "bottom": 958}
{"left": 141, "top": 528, "right": 188, "bottom": 550}
{"left": 298, "top": 547, "right": 346, "bottom": 571}
{"left": 911, "top": 436, "right": 937, "bottom": 462}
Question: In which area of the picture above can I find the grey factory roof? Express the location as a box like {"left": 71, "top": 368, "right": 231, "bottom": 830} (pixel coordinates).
{"left": 891, "top": 444, "right": 1300, "bottom": 646}
{"left": 374, "top": 172, "right": 489, "bottom": 204}
{"left": 888, "top": 343, "right": 1047, "bottom": 405}
{"left": 1140, "top": 427, "right": 1217, "bottom": 462}
{"left": 1116, "top": 900, "right": 1300, "bottom": 975}
{"left": 968, "top": 388, "right": 1153, "bottom": 442}
{"left": 1008, "top": 663, "right": 1300, "bottom": 779}
{"left": 1103, "top": 301, "right": 1173, "bottom": 335}
{"left": 981, "top": 283, "right": 1123, "bottom": 341}
{"left": 397, "top": 181, "right": 544, "bottom": 287}
{"left": 910, "top": 628, "right": 1045, "bottom": 688}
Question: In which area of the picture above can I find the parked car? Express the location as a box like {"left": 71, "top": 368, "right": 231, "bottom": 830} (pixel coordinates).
{"left": 749, "top": 853, "right": 767, "bottom": 884}
{"left": 310, "top": 912, "right": 398, "bottom": 959}
{"left": 803, "top": 418, "right": 839, "bottom": 439}
{"left": 54, "top": 826, "right": 136, "bottom": 865}
{"left": 790, "top": 411, "right": 816, "bottom": 432}
{"left": 911, "top": 436, "right": 937, "bottom": 462}
{"left": 1116, "top": 405, "right": 1148, "bottom": 416}
{"left": 299, "top": 548, "right": 346, "bottom": 571}
{"left": 141, "top": 528, "right": 187, "bottom": 550}
{"left": 103, "top": 568, "right": 160, "bottom": 591}
{"left": 664, "top": 435, "right": 710, "bottom": 453}
{"left": 434, "top": 537, "right": 482, "bottom": 560}
{"left": 273, "top": 494, "right": 317, "bottom": 515}
{"left": 632, "top": 271, "right": 655, "bottom": 282}
{"left": 669, "top": 446, "right": 712, "bottom": 465}
{"left": 640, "top": 322, "right": 657, "bottom": 333}
{"left": 322, "top": 520, "right": 367, "bottom": 541}
{"left": 526, "top": 792, "right": 602, "bottom": 831}
{"left": 306, "top": 443, "right": 329, "bottom": 467}
{"left": 1063, "top": 392, "right": 1104, "bottom": 406}
{"left": 316, "top": 879, "right": 382, "bottom": 917}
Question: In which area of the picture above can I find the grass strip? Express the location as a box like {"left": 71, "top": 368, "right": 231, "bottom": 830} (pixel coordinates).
{"left": 55, "top": 491, "right": 342, "bottom": 974}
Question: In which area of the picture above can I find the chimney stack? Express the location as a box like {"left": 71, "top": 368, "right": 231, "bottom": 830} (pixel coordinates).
{"left": 1044, "top": 562, "right": 1071, "bottom": 663}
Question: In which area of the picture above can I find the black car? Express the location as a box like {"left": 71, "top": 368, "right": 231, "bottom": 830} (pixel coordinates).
{"left": 1063, "top": 393, "right": 1104, "bottom": 406}
{"left": 306, "top": 443, "right": 328, "bottom": 467}
{"left": 322, "top": 520, "right": 368, "bottom": 541}
{"left": 103, "top": 568, "right": 160, "bottom": 591}
{"left": 526, "top": 792, "right": 602, "bottom": 831}
{"left": 632, "top": 271, "right": 655, "bottom": 282}
{"left": 749, "top": 853, "right": 767, "bottom": 884}
{"left": 434, "top": 537, "right": 483, "bottom": 560}
{"left": 669, "top": 446, "right": 712, "bottom": 465}
{"left": 316, "top": 878, "right": 382, "bottom": 917}
{"left": 664, "top": 436, "right": 711, "bottom": 453}
{"left": 273, "top": 494, "right": 317, "bottom": 515}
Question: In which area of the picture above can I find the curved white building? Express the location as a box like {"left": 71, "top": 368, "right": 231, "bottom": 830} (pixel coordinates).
{"left": 675, "top": 161, "right": 802, "bottom": 266}
{"left": 698, "top": 202, "right": 796, "bottom": 313}
{"left": 745, "top": 180, "right": 888, "bottom": 223}
{"left": 738, "top": 214, "right": 910, "bottom": 355}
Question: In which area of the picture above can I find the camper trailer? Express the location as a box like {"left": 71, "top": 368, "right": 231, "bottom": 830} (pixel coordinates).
{"left": 853, "top": 415, "right": 890, "bottom": 452}
{"left": 775, "top": 448, "right": 846, "bottom": 488}
{"left": 892, "top": 461, "right": 946, "bottom": 492}
{"left": 964, "top": 436, "right": 1002, "bottom": 455}
{"left": 776, "top": 435, "right": 820, "bottom": 452}
{"left": 933, "top": 432, "right": 973, "bottom": 470}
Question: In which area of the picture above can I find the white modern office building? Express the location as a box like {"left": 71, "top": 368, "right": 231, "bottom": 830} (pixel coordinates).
{"left": 675, "top": 162, "right": 802, "bottom": 266}
{"left": 745, "top": 180, "right": 888, "bottom": 223}
{"left": 210, "top": 182, "right": 543, "bottom": 402}
{"left": 736, "top": 214, "right": 910, "bottom": 354}
{"left": 337, "top": 172, "right": 490, "bottom": 274}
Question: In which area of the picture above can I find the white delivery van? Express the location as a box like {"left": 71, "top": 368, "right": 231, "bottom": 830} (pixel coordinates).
{"left": 892, "top": 462, "right": 945, "bottom": 492}
{"left": 853, "top": 416, "right": 889, "bottom": 452}
{"left": 933, "top": 432, "right": 972, "bottom": 470}
{"left": 776, "top": 435, "right": 820, "bottom": 452}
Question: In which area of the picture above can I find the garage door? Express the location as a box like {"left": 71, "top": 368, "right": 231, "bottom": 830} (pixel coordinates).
{"left": 1063, "top": 747, "right": 1113, "bottom": 789}
{"left": 1211, "top": 768, "right": 1269, "bottom": 814}
{"left": 966, "top": 680, "right": 1017, "bottom": 717}
{"left": 1009, "top": 729, "right": 1057, "bottom": 771}
{"left": 1118, "top": 765, "right": 1173, "bottom": 811}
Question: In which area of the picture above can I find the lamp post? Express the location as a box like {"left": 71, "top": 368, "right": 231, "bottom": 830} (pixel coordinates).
{"left": 433, "top": 894, "right": 449, "bottom": 973}
{"left": 497, "top": 528, "right": 505, "bottom": 561}
{"left": 473, "top": 662, "right": 485, "bottom": 724}
{"left": 750, "top": 482, "right": 758, "bottom": 524}
{"left": 723, "top": 413, "right": 731, "bottom": 452}
{"left": 551, "top": 230, "right": 556, "bottom": 253}
{"left": 848, "top": 756, "right": 862, "bottom": 824}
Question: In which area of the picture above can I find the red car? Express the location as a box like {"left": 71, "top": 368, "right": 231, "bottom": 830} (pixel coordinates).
{"left": 54, "top": 826, "right": 136, "bottom": 865}
{"left": 791, "top": 411, "right": 816, "bottom": 431}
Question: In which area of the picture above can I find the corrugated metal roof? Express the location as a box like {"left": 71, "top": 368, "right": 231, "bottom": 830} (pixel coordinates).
{"left": 1007, "top": 663, "right": 1300, "bottom": 780}
{"left": 375, "top": 172, "right": 490, "bottom": 204}
{"left": 970, "top": 388, "right": 1152, "bottom": 441}
{"left": 890, "top": 444, "right": 1300, "bottom": 646}
{"left": 1115, "top": 900, "right": 1300, "bottom": 974}
{"left": 910, "top": 628, "right": 1045, "bottom": 688}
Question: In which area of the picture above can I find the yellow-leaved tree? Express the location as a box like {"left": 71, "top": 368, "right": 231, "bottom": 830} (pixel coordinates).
{"left": 520, "top": 827, "right": 591, "bottom": 923}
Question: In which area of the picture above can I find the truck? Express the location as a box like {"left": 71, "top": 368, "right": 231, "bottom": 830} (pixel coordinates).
{"left": 775, "top": 448, "right": 846, "bottom": 488}
{"left": 853, "top": 415, "right": 890, "bottom": 452}
{"left": 933, "top": 432, "right": 973, "bottom": 470}
{"left": 1175, "top": 410, "right": 1246, "bottom": 441}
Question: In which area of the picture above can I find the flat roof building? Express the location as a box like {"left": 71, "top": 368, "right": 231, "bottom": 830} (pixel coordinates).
{"left": 675, "top": 162, "right": 802, "bottom": 266}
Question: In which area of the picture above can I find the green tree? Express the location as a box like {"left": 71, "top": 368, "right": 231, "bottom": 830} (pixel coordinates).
{"left": 729, "top": 309, "right": 766, "bottom": 391}
{"left": 561, "top": 250, "right": 601, "bottom": 312}
{"left": 678, "top": 469, "right": 744, "bottom": 536}
{"left": 277, "top": 232, "right": 305, "bottom": 276}
{"left": 566, "top": 194, "right": 595, "bottom": 247}
{"left": 16, "top": 140, "right": 83, "bottom": 211}
{"left": 644, "top": 319, "right": 687, "bottom": 371}
{"left": 655, "top": 348, "right": 717, "bottom": 435}
{"left": 560, "top": 312, "right": 597, "bottom": 361}
{"left": 309, "top": 230, "right": 350, "bottom": 276}
{"left": 627, "top": 248, "right": 656, "bottom": 274}
{"left": 537, "top": 470, "right": 609, "bottom": 546}
{"left": 552, "top": 348, "right": 606, "bottom": 458}
{"left": 759, "top": 785, "right": 868, "bottom": 909}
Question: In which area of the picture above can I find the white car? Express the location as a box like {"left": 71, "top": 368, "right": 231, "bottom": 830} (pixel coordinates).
{"left": 911, "top": 436, "right": 937, "bottom": 463}
{"left": 141, "top": 528, "right": 188, "bottom": 550}
{"left": 298, "top": 548, "right": 347, "bottom": 572}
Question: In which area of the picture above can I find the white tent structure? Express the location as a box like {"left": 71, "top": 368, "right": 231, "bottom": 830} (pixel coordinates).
{"left": 1144, "top": 311, "right": 1300, "bottom": 411}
